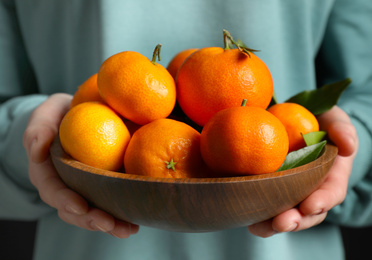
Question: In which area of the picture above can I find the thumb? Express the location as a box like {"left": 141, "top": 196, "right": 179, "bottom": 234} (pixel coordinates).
{"left": 23, "top": 93, "right": 72, "bottom": 163}
{"left": 317, "top": 106, "right": 358, "bottom": 157}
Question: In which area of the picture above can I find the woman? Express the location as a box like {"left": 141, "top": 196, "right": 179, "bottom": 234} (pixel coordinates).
{"left": 1, "top": 0, "right": 371, "bottom": 259}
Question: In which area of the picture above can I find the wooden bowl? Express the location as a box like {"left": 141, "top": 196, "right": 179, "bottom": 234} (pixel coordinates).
{"left": 50, "top": 137, "right": 338, "bottom": 233}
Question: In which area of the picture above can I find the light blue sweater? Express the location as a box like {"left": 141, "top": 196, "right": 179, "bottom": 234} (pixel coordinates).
{"left": 1, "top": 0, "right": 372, "bottom": 259}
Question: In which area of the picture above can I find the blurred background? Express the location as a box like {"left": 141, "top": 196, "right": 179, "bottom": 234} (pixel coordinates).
{"left": 0, "top": 220, "right": 370, "bottom": 260}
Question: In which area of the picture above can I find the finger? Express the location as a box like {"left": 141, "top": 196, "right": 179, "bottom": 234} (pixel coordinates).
{"left": 317, "top": 106, "right": 357, "bottom": 157}
{"left": 272, "top": 208, "right": 327, "bottom": 233}
{"left": 29, "top": 157, "right": 139, "bottom": 237}
{"left": 248, "top": 219, "right": 276, "bottom": 238}
{"left": 23, "top": 93, "right": 72, "bottom": 163}
{"left": 29, "top": 159, "right": 89, "bottom": 215}
{"left": 25, "top": 123, "right": 58, "bottom": 163}
{"left": 248, "top": 208, "right": 328, "bottom": 237}
{"left": 58, "top": 207, "right": 116, "bottom": 232}
{"left": 327, "top": 121, "right": 357, "bottom": 157}
{"left": 59, "top": 208, "right": 139, "bottom": 238}
{"left": 108, "top": 220, "right": 140, "bottom": 238}
{"left": 129, "top": 222, "right": 140, "bottom": 235}
{"left": 298, "top": 155, "right": 352, "bottom": 216}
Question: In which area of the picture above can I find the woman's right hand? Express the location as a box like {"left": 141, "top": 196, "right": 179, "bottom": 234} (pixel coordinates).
{"left": 23, "top": 93, "right": 139, "bottom": 238}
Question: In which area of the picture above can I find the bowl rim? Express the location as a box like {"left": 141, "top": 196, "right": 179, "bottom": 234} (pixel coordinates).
{"left": 50, "top": 137, "right": 338, "bottom": 185}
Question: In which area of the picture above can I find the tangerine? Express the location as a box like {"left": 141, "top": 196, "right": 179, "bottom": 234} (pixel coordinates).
{"left": 167, "top": 48, "right": 198, "bottom": 79}
{"left": 200, "top": 103, "right": 289, "bottom": 175}
{"left": 59, "top": 102, "right": 131, "bottom": 171}
{"left": 97, "top": 44, "right": 176, "bottom": 125}
{"left": 176, "top": 30, "right": 273, "bottom": 126}
{"left": 124, "top": 118, "right": 207, "bottom": 178}
{"left": 69, "top": 73, "right": 105, "bottom": 109}
{"left": 267, "top": 102, "right": 319, "bottom": 152}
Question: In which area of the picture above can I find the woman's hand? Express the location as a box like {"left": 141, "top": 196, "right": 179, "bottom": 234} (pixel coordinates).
{"left": 248, "top": 106, "right": 358, "bottom": 237}
{"left": 23, "top": 94, "right": 139, "bottom": 238}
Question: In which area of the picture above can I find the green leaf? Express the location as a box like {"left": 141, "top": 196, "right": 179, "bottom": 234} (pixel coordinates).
{"left": 302, "top": 131, "right": 327, "bottom": 146}
{"left": 268, "top": 90, "right": 278, "bottom": 108}
{"left": 286, "top": 78, "right": 351, "bottom": 115}
{"left": 277, "top": 140, "right": 327, "bottom": 171}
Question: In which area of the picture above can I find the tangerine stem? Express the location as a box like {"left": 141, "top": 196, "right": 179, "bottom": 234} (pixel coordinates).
{"left": 241, "top": 99, "right": 248, "bottom": 107}
{"left": 223, "top": 29, "right": 234, "bottom": 50}
{"left": 222, "top": 29, "right": 259, "bottom": 57}
{"left": 165, "top": 158, "right": 177, "bottom": 171}
{"left": 152, "top": 44, "right": 162, "bottom": 64}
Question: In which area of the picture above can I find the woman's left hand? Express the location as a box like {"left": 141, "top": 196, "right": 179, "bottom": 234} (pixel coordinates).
{"left": 248, "top": 106, "right": 358, "bottom": 237}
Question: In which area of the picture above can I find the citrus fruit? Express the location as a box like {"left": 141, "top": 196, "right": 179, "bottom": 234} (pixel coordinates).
{"left": 124, "top": 118, "right": 207, "bottom": 178}
{"left": 97, "top": 44, "right": 177, "bottom": 125}
{"left": 176, "top": 30, "right": 273, "bottom": 126}
{"left": 200, "top": 104, "right": 289, "bottom": 175}
{"left": 167, "top": 48, "right": 198, "bottom": 79}
{"left": 59, "top": 102, "right": 131, "bottom": 171}
{"left": 69, "top": 73, "right": 105, "bottom": 109}
{"left": 267, "top": 102, "right": 319, "bottom": 152}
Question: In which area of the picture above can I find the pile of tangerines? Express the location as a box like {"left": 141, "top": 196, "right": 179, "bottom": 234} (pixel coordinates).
{"left": 59, "top": 30, "right": 319, "bottom": 178}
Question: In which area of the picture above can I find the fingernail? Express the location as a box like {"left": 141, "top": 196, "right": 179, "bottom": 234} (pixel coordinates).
{"left": 109, "top": 223, "right": 132, "bottom": 239}
{"left": 109, "top": 230, "right": 130, "bottom": 239}
{"left": 109, "top": 231, "right": 123, "bottom": 238}
{"left": 29, "top": 138, "right": 38, "bottom": 161}
{"left": 349, "top": 136, "right": 357, "bottom": 151}
{"left": 130, "top": 224, "right": 140, "bottom": 235}
{"left": 312, "top": 209, "right": 324, "bottom": 215}
{"left": 272, "top": 229, "right": 280, "bottom": 235}
{"left": 284, "top": 222, "right": 298, "bottom": 232}
{"left": 66, "top": 204, "right": 84, "bottom": 215}
{"left": 90, "top": 221, "right": 110, "bottom": 232}
{"left": 28, "top": 138, "right": 36, "bottom": 153}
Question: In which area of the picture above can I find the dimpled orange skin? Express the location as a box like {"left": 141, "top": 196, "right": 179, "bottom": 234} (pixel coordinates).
{"left": 97, "top": 51, "right": 177, "bottom": 125}
{"left": 59, "top": 102, "right": 131, "bottom": 171}
{"left": 124, "top": 118, "right": 207, "bottom": 178}
{"left": 267, "top": 102, "right": 320, "bottom": 152}
{"left": 69, "top": 73, "right": 105, "bottom": 109}
{"left": 176, "top": 47, "right": 273, "bottom": 126}
{"left": 166, "top": 48, "right": 198, "bottom": 79}
{"left": 200, "top": 106, "right": 289, "bottom": 175}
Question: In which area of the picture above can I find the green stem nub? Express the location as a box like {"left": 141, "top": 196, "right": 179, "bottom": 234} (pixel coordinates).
{"left": 241, "top": 99, "right": 248, "bottom": 107}
{"left": 222, "top": 29, "right": 259, "bottom": 57}
{"left": 165, "top": 158, "right": 177, "bottom": 171}
{"left": 152, "top": 44, "right": 162, "bottom": 64}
